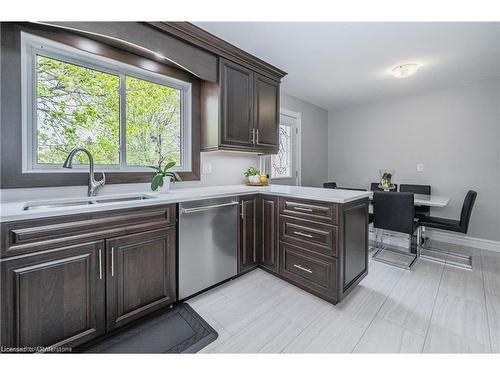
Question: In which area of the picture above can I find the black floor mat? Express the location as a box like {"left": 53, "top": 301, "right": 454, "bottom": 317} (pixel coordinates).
{"left": 81, "top": 303, "right": 217, "bottom": 353}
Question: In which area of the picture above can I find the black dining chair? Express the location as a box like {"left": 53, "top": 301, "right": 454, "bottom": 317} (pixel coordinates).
{"left": 370, "top": 182, "right": 398, "bottom": 192}
{"left": 372, "top": 191, "right": 421, "bottom": 269}
{"left": 323, "top": 182, "right": 337, "bottom": 189}
{"left": 400, "top": 184, "right": 431, "bottom": 219}
{"left": 418, "top": 190, "right": 477, "bottom": 269}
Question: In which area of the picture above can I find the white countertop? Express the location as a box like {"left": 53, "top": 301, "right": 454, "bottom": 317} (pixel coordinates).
{"left": 0, "top": 184, "right": 370, "bottom": 223}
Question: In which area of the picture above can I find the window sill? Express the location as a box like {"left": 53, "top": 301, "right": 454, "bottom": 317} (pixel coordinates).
{"left": 1, "top": 170, "right": 200, "bottom": 189}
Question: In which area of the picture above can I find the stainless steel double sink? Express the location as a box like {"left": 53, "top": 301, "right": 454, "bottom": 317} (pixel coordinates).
{"left": 23, "top": 194, "right": 155, "bottom": 211}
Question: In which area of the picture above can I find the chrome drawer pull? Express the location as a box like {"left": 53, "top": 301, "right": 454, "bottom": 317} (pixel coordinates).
{"left": 293, "top": 264, "right": 313, "bottom": 273}
{"left": 293, "top": 206, "right": 313, "bottom": 212}
{"left": 293, "top": 231, "right": 313, "bottom": 238}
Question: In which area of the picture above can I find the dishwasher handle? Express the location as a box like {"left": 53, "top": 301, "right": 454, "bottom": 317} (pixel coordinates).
{"left": 181, "top": 201, "right": 239, "bottom": 214}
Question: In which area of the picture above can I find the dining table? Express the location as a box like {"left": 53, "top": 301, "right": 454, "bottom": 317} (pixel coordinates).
{"left": 367, "top": 192, "right": 450, "bottom": 208}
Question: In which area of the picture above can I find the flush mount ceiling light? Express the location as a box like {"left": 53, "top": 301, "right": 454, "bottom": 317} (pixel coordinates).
{"left": 391, "top": 63, "right": 422, "bottom": 79}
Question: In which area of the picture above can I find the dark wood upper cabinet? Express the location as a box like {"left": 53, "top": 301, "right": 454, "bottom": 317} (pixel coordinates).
{"left": 254, "top": 74, "right": 280, "bottom": 153}
{"left": 202, "top": 58, "right": 281, "bottom": 154}
{"left": 238, "top": 195, "right": 260, "bottom": 273}
{"left": 260, "top": 196, "right": 278, "bottom": 272}
{"left": 106, "top": 228, "right": 176, "bottom": 331}
{"left": 0, "top": 241, "right": 106, "bottom": 349}
{"left": 220, "top": 59, "right": 254, "bottom": 149}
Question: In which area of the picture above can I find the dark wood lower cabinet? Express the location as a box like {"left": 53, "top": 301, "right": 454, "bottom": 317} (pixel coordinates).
{"left": 236, "top": 195, "right": 368, "bottom": 304}
{"left": 0, "top": 196, "right": 367, "bottom": 350}
{"left": 106, "top": 228, "right": 176, "bottom": 331}
{"left": 0, "top": 205, "right": 177, "bottom": 350}
{"left": 238, "top": 195, "right": 259, "bottom": 273}
{"left": 0, "top": 241, "right": 106, "bottom": 349}
{"left": 275, "top": 197, "right": 369, "bottom": 304}
{"left": 260, "top": 195, "right": 278, "bottom": 272}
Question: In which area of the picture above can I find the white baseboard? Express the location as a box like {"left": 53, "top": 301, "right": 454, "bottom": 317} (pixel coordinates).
{"left": 369, "top": 230, "right": 500, "bottom": 253}
{"left": 427, "top": 230, "right": 500, "bottom": 253}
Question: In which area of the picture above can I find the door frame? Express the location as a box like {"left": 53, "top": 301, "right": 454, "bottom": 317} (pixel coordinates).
{"left": 261, "top": 107, "right": 301, "bottom": 186}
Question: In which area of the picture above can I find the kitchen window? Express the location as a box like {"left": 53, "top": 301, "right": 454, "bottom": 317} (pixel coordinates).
{"left": 21, "top": 32, "right": 192, "bottom": 173}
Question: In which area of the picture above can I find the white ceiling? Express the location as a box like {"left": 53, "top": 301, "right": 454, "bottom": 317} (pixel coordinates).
{"left": 194, "top": 22, "right": 500, "bottom": 110}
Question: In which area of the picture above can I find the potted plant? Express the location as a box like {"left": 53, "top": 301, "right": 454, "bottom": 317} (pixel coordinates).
{"left": 244, "top": 166, "right": 261, "bottom": 184}
{"left": 149, "top": 161, "right": 181, "bottom": 193}
{"left": 378, "top": 169, "right": 395, "bottom": 190}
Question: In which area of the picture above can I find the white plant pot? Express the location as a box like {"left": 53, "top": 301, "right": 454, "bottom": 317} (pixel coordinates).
{"left": 248, "top": 175, "right": 260, "bottom": 184}
{"left": 156, "top": 177, "right": 172, "bottom": 193}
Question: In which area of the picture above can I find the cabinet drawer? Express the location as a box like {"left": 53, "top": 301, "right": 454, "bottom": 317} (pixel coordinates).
{"left": 280, "top": 216, "right": 337, "bottom": 257}
{"left": 280, "top": 242, "right": 337, "bottom": 301}
{"left": 279, "top": 198, "right": 338, "bottom": 224}
{"left": 1, "top": 205, "right": 176, "bottom": 258}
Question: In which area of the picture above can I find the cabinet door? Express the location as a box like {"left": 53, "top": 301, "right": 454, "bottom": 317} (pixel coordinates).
{"left": 220, "top": 58, "right": 254, "bottom": 149}
{"left": 106, "top": 228, "right": 176, "bottom": 331}
{"left": 239, "top": 196, "right": 259, "bottom": 273}
{"left": 254, "top": 74, "right": 280, "bottom": 153}
{"left": 0, "top": 241, "right": 106, "bottom": 349}
{"left": 260, "top": 196, "right": 278, "bottom": 272}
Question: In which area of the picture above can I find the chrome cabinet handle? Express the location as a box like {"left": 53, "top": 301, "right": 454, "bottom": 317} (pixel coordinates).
{"left": 111, "top": 247, "right": 115, "bottom": 277}
{"left": 250, "top": 129, "right": 255, "bottom": 144}
{"left": 241, "top": 202, "right": 245, "bottom": 219}
{"left": 255, "top": 129, "right": 259, "bottom": 144}
{"left": 293, "top": 231, "right": 313, "bottom": 238}
{"left": 293, "top": 264, "right": 313, "bottom": 274}
{"left": 98, "top": 248, "right": 103, "bottom": 280}
{"left": 248, "top": 108, "right": 252, "bottom": 132}
{"left": 293, "top": 206, "right": 313, "bottom": 212}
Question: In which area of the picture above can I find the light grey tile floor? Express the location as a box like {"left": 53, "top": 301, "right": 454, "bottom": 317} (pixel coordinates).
{"left": 187, "top": 241, "right": 500, "bottom": 353}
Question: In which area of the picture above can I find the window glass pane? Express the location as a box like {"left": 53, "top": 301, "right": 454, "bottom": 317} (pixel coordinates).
{"left": 271, "top": 124, "right": 292, "bottom": 178}
{"left": 125, "top": 76, "right": 182, "bottom": 167}
{"left": 36, "top": 55, "right": 120, "bottom": 165}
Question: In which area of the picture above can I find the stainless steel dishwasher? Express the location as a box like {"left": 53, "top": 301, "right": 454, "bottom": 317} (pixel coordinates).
{"left": 179, "top": 196, "right": 239, "bottom": 299}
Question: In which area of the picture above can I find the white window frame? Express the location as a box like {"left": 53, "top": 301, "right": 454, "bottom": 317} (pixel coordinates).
{"left": 20, "top": 32, "right": 192, "bottom": 173}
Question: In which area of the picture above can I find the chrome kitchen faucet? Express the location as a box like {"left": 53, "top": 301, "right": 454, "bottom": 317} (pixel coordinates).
{"left": 62, "top": 147, "right": 106, "bottom": 197}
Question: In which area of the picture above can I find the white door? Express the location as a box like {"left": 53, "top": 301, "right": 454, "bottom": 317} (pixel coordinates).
{"left": 261, "top": 109, "right": 301, "bottom": 186}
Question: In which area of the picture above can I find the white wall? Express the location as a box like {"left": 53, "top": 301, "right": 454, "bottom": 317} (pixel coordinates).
{"left": 328, "top": 79, "right": 500, "bottom": 242}
{"left": 184, "top": 151, "right": 259, "bottom": 187}
{"left": 281, "top": 92, "right": 329, "bottom": 187}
